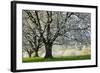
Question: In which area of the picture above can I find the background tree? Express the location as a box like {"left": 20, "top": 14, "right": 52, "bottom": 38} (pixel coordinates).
{"left": 22, "top": 11, "right": 43, "bottom": 57}
{"left": 22, "top": 35, "right": 34, "bottom": 58}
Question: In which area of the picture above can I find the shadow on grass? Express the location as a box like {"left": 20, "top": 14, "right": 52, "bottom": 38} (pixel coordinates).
{"left": 22, "top": 55, "right": 91, "bottom": 63}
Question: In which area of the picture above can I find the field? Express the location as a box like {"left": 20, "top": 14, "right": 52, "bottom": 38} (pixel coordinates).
{"left": 22, "top": 55, "right": 91, "bottom": 63}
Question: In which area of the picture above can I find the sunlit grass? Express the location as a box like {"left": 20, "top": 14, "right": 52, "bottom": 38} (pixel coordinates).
{"left": 22, "top": 55, "right": 91, "bottom": 63}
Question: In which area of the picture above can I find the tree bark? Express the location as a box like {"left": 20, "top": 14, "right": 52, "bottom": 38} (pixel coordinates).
{"left": 28, "top": 53, "right": 32, "bottom": 58}
{"left": 34, "top": 50, "right": 39, "bottom": 57}
{"left": 45, "top": 44, "right": 53, "bottom": 58}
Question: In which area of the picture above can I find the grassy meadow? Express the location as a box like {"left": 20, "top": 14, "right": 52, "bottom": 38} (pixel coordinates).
{"left": 22, "top": 47, "right": 91, "bottom": 63}
{"left": 22, "top": 55, "right": 91, "bottom": 63}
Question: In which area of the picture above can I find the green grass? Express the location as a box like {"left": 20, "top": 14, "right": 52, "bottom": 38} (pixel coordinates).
{"left": 22, "top": 55, "right": 91, "bottom": 63}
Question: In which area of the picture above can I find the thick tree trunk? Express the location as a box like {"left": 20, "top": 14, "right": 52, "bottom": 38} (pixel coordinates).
{"left": 28, "top": 53, "right": 32, "bottom": 58}
{"left": 34, "top": 50, "right": 39, "bottom": 57}
{"left": 45, "top": 44, "right": 53, "bottom": 58}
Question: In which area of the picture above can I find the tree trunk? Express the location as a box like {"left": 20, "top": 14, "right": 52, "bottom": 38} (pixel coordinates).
{"left": 45, "top": 44, "right": 53, "bottom": 58}
{"left": 28, "top": 53, "right": 32, "bottom": 58}
{"left": 34, "top": 50, "right": 39, "bottom": 57}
